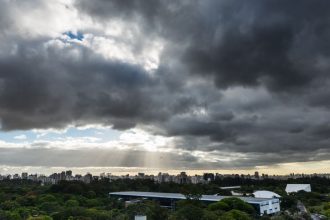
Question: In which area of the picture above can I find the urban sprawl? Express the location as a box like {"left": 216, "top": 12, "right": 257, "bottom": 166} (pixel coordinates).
{"left": 1, "top": 171, "right": 330, "bottom": 185}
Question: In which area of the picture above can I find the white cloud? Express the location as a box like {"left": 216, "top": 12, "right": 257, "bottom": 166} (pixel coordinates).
{"left": 14, "top": 134, "right": 27, "bottom": 140}
{"left": 32, "top": 127, "right": 69, "bottom": 138}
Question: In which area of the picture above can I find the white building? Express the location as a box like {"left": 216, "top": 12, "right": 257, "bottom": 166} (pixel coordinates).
{"left": 110, "top": 191, "right": 281, "bottom": 216}
{"left": 253, "top": 190, "right": 281, "bottom": 198}
{"left": 285, "top": 184, "right": 311, "bottom": 193}
{"left": 258, "top": 199, "right": 280, "bottom": 215}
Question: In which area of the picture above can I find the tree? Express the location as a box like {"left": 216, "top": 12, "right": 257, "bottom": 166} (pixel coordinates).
{"left": 16, "top": 207, "right": 30, "bottom": 219}
{"left": 221, "top": 209, "right": 252, "bottom": 220}
{"left": 86, "top": 191, "right": 96, "bottom": 199}
{"left": 324, "top": 202, "right": 330, "bottom": 210}
{"left": 16, "top": 194, "right": 37, "bottom": 206}
{"left": 173, "top": 204, "right": 204, "bottom": 220}
{"left": 1, "top": 200, "right": 20, "bottom": 210}
{"left": 201, "top": 210, "right": 219, "bottom": 220}
{"left": 208, "top": 201, "right": 230, "bottom": 211}
{"left": 181, "top": 185, "right": 203, "bottom": 201}
{"left": 125, "top": 201, "right": 168, "bottom": 220}
{"left": 28, "top": 216, "right": 52, "bottom": 220}
{"left": 324, "top": 209, "right": 330, "bottom": 218}
{"left": 65, "top": 199, "right": 79, "bottom": 207}
{"left": 280, "top": 195, "right": 296, "bottom": 210}
{"left": 221, "top": 198, "right": 255, "bottom": 214}
{"left": 85, "top": 198, "right": 102, "bottom": 207}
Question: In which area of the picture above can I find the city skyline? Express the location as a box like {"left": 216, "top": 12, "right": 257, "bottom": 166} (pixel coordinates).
{"left": 1, "top": 1, "right": 330, "bottom": 174}
{"left": 2, "top": 169, "right": 329, "bottom": 182}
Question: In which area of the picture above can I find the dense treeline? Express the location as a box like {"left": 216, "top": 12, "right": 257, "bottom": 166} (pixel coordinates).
{"left": 49, "top": 176, "right": 330, "bottom": 196}
{"left": 0, "top": 177, "right": 329, "bottom": 219}
{"left": 213, "top": 176, "right": 330, "bottom": 194}
{"left": 48, "top": 179, "right": 232, "bottom": 197}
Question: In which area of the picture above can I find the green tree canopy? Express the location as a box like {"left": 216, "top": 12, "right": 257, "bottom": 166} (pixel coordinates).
{"left": 220, "top": 198, "right": 255, "bottom": 214}
{"left": 221, "top": 209, "right": 252, "bottom": 220}
{"left": 208, "top": 201, "right": 230, "bottom": 211}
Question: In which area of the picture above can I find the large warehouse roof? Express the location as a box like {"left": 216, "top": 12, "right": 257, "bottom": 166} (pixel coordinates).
{"left": 109, "top": 191, "right": 278, "bottom": 205}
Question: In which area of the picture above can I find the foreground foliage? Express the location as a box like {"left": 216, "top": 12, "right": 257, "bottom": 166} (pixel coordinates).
{"left": 0, "top": 176, "right": 329, "bottom": 219}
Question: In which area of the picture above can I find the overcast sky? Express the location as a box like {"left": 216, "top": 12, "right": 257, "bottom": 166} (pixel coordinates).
{"left": 0, "top": 0, "right": 330, "bottom": 175}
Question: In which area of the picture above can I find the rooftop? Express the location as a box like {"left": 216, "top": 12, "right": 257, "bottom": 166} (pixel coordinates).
{"left": 109, "top": 191, "right": 279, "bottom": 204}
{"left": 285, "top": 184, "right": 311, "bottom": 193}
{"left": 253, "top": 190, "right": 281, "bottom": 198}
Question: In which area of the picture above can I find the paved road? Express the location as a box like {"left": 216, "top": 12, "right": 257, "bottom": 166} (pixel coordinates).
{"left": 297, "top": 201, "right": 307, "bottom": 213}
{"left": 296, "top": 201, "right": 327, "bottom": 220}
{"left": 311, "top": 213, "right": 327, "bottom": 220}
{"left": 311, "top": 214, "right": 321, "bottom": 220}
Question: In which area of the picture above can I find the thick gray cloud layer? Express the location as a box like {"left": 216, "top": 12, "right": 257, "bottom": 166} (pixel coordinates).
{"left": 0, "top": 147, "right": 329, "bottom": 170}
{"left": 1, "top": 0, "right": 330, "bottom": 169}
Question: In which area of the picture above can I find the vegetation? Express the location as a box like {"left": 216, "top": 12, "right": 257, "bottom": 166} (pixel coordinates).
{"left": 0, "top": 176, "right": 329, "bottom": 219}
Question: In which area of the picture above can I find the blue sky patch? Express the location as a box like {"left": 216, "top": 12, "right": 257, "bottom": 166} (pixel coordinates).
{"left": 64, "top": 31, "right": 84, "bottom": 41}
{"left": 0, "top": 126, "right": 121, "bottom": 144}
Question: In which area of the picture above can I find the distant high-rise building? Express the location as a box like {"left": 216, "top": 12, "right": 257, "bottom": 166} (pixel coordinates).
{"left": 177, "top": 172, "right": 188, "bottom": 184}
{"left": 254, "top": 171, "right": 259, "bottom": 179}
{"left": 28, "top": 174, "right": 37, "bottom": 181}
{"left": 75, "top": 174, "right": 82, "bottom": 178}
{"left": 60, "top": 171, "right": 66, "bottom": 180}
{"left": 262, "top": 173, "right": 269, "bottom": 179}
{"left": 66, "top": 170, "right": 72, "bottom": 177}
{"left": 157, "top": 172, "right": 171, "bottom": 183}
{"left": 203, "top": 173, "right": 215, "bottom": 182}
{"left": 84, "top": 173, "right": 93, "bottom": 184}
{"left": 22, "top": 172, "right": 28, "bottom": 179}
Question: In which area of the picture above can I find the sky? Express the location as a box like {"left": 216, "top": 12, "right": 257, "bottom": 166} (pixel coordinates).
{"left": 0, "top": 0, "right": 330, "bottom": 175}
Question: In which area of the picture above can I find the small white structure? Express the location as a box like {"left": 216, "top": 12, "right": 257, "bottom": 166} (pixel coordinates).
{"left": 231, "top": 191, "right": 243, "bottom": 196}
{"left": 135, "top": 216, "right": 147, "bottom": 220}
{"left": 253, "top": 190, "right": 281, "bottom": 198}
{"left": 285, "top": 184, "right": 311, "bottom": 193}
{"left": 220, "top": 186, "right": 241, "bottom": 190}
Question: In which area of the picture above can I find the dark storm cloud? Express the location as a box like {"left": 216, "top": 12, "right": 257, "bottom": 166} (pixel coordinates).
{"left": 77, "top": 0, "right": 330, "bottom": 91}
{"left": 0, "top": 42, "right": 148, "bottom": 130}
{"left": 311, "top": 123, "right": 330, "bottom": 140}
{"left": 0, "top": 0, "right": 330, "bottom": 169}
{"left": 178, "top": 0, "right": 330, "bottom": 91}
{"left": 164, "top": 119, "right": 237, "bottom": 142}
{"left": 211, "top": 111, "right": 234, "bottom": 122}
{"left": 0, "top": 39, "right": 199, "bottom": 130}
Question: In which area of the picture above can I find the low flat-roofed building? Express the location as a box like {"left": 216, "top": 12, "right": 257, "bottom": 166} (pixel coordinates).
{"left": 220, "top": 186, "right": 241, "bottom": 190}
{"left": 253, "top": 190, "right": 281, "bottom": 198}
{"left": 285, "top": 184, "right": 311, "bottom": 193}
{"left": 109, "top": 191, "right": 280, "bottom": 216}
